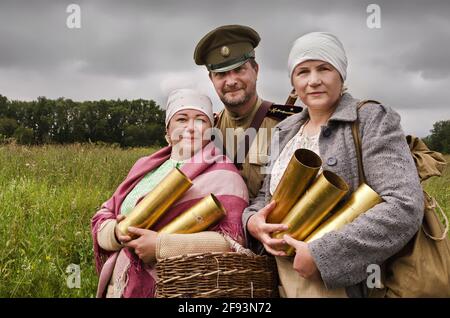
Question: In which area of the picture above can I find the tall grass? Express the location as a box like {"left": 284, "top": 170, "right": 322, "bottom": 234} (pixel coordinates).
{"left": 0, "top": 145, "right": 447, "bottom": 297}
{"left": 423, "top": 155, "right": 450, "bottom": 228}
{"left": 0, "top": 143, "right": 156, "bottom": 297}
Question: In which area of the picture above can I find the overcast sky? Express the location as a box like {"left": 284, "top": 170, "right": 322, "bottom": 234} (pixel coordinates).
{"left": 0, "top": 0, "right": 449, "bottom": 137}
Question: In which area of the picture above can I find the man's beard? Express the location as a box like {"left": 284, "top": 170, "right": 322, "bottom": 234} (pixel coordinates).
{"left": 220, "top": 88, "right": 253, "bottom": 108}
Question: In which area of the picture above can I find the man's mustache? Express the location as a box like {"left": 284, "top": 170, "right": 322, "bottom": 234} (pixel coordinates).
{"left": 223, "top": 86, "right": 245, "bottom": 93}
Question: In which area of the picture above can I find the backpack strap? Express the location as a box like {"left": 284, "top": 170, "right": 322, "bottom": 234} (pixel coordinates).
{"left": 285, "top": 88, "right": 298, "bottom": 105}
{"left": 351, "top": 100, "right": 381, "bottom": 185}
{"left": 422, "top": 192, "right": 449, "bottom": 241}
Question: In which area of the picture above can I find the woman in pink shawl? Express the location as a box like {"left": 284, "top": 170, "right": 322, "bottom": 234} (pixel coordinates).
{"left": 91, "top": 89, "right": 249, "bottom": 298}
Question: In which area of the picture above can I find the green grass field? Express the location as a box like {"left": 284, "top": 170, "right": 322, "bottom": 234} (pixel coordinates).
{"left": 0, "top": 143, "right": 157, "bottom": 297}
{"left": 0, "top": 144, "right": 448, "bottom": 297}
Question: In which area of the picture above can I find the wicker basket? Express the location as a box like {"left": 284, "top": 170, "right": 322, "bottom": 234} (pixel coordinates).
{"left": 155, "top": 252, "right": 279, "bottom": 298}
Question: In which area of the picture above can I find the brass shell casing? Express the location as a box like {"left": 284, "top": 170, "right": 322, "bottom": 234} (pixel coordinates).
{"left": 267, "top": 149, "right": 322, "bottom": 224}
{"left": 305, "top": 183, "right": 382, "bottom": 243}
{"left": 117, "top": 167, "right": 193, "bottom": 236}
{"left": 159, "top": 194, "right": 227, "bottom": 234}
{"left": 273, "top": 170, "right": 349, "bottom": 256}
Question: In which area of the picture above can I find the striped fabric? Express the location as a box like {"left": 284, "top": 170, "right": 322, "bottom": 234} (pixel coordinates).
{"left": 120, "top": 158, "right": 184, "bottom": 216}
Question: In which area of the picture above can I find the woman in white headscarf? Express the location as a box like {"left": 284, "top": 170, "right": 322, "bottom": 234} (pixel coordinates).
{"left": 242, "top": 32, "right": 424, "bottom": 297}
{"left": 92, "top": 88, "right": 249, "bottom": 297}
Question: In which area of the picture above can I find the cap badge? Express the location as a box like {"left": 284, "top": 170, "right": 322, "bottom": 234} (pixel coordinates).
{"left": 220, "top": 46, "right": 230, "bottom": 57}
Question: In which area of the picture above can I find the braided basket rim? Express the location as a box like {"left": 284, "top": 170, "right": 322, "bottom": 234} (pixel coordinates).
{"left": 155, "top": 251, "right": 278, "bottom": 298}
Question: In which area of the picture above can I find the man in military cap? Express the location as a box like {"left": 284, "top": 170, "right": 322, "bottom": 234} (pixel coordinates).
{"left": 194, "top": 24, "right": 300, "bottom": 199}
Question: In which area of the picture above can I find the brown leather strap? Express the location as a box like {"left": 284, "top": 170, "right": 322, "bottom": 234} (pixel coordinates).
{"left": 352, "top": 100, "right": 381, "bottom": 185}
{"left": 234, "top": 100, "right": 273, "bottom": 167}
{"left": 285, "top": 88, "right": 298, "bottom": 106}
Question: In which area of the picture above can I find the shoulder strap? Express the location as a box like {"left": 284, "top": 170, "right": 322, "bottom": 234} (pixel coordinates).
{"left": 266, "top": 104, "right": 303, "bottom": 121}
{"left": 234, "top": 100, "right": 273, "bottom": 166}
{"left": 285, "top": 88, "right": 298, "bottom": 105}
{"left": 422, "top": 192, "right": 449, "bottom": 241}
{"left": 352, "top": 99, "right": 381, "bottom": 185}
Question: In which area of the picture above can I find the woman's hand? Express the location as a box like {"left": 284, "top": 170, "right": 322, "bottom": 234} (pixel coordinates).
{"left": 115, "top": 214, "right": 132, "bottom": 245}
{"left": 247, "top": 201, "right": 289, "bottom": 256}
{"left": 123, "top": 227, "right": 158, "bottom": 264}
{"left": 283, "top": 234, "right": 321, "bottom": 280}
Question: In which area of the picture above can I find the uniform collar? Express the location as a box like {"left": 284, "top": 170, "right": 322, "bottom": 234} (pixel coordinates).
{"left": 225, "top": 96, "right": 262, "bottom": 125}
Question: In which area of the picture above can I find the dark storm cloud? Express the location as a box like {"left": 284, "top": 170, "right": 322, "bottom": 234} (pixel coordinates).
{"left": 0, "top": 0, "right": 449, "bottom": 137}
{"left": 2, "top": 0, "right": 449, "bottom": 79}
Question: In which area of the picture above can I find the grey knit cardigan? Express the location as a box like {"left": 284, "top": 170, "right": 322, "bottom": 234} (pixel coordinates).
{"left": 242, "top": 93, "right": 424, "bottom": 298}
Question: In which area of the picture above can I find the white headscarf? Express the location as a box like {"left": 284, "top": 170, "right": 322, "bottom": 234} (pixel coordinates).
{"left": 288, "top": 32, "right": 347, "bottom": 84}
{"left": 165, "top": 88, "right": 214, "bottom": 127}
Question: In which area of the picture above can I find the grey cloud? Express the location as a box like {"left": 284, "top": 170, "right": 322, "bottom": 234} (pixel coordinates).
{"left": 0, "top": 0, "right": 449, "bottom": 138}
{"left": 400, "top": 28, "right": 450, "bottom": 80}
{"left": 3, "top": 0, "right": 449, "bottom": 79}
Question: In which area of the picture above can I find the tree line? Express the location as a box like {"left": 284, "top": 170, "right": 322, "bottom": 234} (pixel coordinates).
{"left": 0, "top": 94, "right": 166, "bottom": 147}
{"left": 0, "top": 93, "right": 448, "bottom": 153}
{"left": 422, "top": 120, "right": 450, "bottom": 154}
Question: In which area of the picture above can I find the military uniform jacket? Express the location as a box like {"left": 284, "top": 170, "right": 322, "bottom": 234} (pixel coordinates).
{"left": 215, "top": 97, "right": 300, "bottom": 199}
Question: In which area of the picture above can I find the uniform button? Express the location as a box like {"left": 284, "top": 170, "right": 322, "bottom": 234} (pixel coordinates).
{"left": 323, "top": 127, "right": 332, "bottom": 137}
{"left": 327, "top": 157, "right": 337, "bottom": 166}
